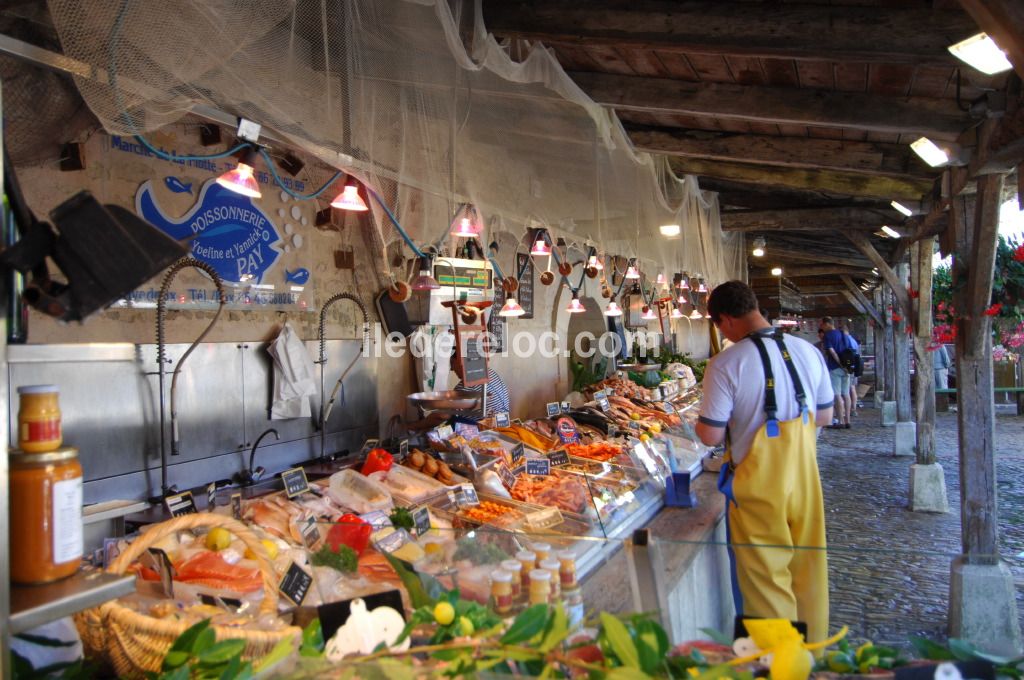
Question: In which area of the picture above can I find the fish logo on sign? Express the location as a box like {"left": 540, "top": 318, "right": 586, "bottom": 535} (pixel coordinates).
{"left": 136, "top": 179, "right": 282, "bottom": 284}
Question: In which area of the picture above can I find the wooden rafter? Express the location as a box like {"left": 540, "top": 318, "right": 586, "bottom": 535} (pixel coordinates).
{"left": 570, "top": 72, "right": 969, "bottom": 138}
{"left": 721, "top": 207, "right": 894, "bottom": 233}
{"left": 750, "top": 265, "right": 874, "bottom": 278}
{"left": 846, "top": 231, "right": 912, "bottom": 315}
{"left": 840, "top": 274, "right": 884, "bottom": 327}
{"left": 667, "top": 157, "right": 934, "bottom": 201}
{"left": 483, "top": 1, "right": 976, "bottom": 65}
{"left": 630, "top": 129, "right": 933, "bottom": 180}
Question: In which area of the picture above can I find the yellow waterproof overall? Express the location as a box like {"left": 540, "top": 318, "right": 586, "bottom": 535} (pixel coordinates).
{"left": 717, "top": 332, "right": 829, "bottom": 643}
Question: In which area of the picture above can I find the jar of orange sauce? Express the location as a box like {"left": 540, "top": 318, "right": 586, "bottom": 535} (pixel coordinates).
{"left": 17, "top": 385, "right": 62, "bottom": 453}
{"left": 10, "top": 447, "right": 83, "bottom": 584}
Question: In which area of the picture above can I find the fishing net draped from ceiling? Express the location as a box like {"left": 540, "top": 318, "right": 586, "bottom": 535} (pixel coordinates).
{"left": 46, "top": 0, "right": 744, "bottom": 287}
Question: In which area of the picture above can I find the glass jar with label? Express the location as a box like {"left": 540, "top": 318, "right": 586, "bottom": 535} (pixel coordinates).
{"left": 530, "top": 541, "right": 551, "bottom": 563}
{"left": 528, "top": 569, "right": 551, "bottom": 606}
{"left": 500, "top": 559, "right": 522, "bottom": 599}
{"left": 10, "top": 447, "right": 83, "bottom": 584}
{"left": 515, "top": 550, "right": 536, "bottom": 589}
{"left": 557, "top": 549, "right": 578, "bottom": 590}
{"left": 490, "top": 569, "right": 514, "bottom": 615}
{"left": 539, "top": 558, "right": 561, "bottom": 601}
{"left": 17, "top": 385, "right": 62, "bottom": 453}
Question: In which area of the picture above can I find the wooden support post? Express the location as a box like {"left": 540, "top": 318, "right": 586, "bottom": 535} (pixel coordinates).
{"left": 911, "top": 238, "right": 937, "bottom": 465}
{"left": 893, "top": 263, "right": 912, "bottom": 423}
{"left": 883, "top": 286, "right": 896, "bottom": 402}
{"left": 873, "top": 288, "right": 887, "bottom": 400}
{"left": 953, "top": 174, "right": 1003, "bottom": 562}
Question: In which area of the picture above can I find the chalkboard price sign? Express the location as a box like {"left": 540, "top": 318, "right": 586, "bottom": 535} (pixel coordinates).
{"left": 412, "top": 506, "right": 431, "bottom": 537}
{"left": 459, "top": 333, "right": 489, "bottom": 387}
{"left": 279, "top": 562, "right": 313, "bottom": 606}
{"left": 547, "top": 449, "right": 570, "bottom": 467}
{"left": 164, "top": 491, "right": 197, "bottom": 517}
{"left": 230, "top": 493, "right": 242, "bottom": 520}
{"left": 526, "top": 458, "right": 551, "bottom": 476}
{"left": 509, "top": 442, "right": 525, "bottom": 466}
{"left": 516, "top": 253, "right": 535, "bottom": 319}
{"left": 487, "top": 285, "right": 506, "bottom": 353}
{"left": 281, "top": 467, "right": 310, "bottom": 498}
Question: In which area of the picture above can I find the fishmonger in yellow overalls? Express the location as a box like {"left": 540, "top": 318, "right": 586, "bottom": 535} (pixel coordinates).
{"left": 717, "top": 332, "right": 829, "bottom": 643}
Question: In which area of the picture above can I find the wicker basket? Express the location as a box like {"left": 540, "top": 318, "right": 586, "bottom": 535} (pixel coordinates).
{"left": 76, "top": 512, "right": 302, "bottom": 678}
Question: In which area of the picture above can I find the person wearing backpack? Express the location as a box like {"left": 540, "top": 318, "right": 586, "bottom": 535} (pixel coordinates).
{"left": 841, "top": 322, "right": 862, "bottom": 416}
{"left": 820, "top": 317, "right": 852, "bottom": 428}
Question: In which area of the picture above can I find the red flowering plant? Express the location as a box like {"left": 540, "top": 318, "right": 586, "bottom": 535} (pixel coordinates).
{"left": 932, "top": 236, "right": 1024, "bottom": 357}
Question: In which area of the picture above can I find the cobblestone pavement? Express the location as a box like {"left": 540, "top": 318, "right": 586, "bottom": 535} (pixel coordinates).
{"left": 817, "top": 406, "right": 1024, "bottom": 651}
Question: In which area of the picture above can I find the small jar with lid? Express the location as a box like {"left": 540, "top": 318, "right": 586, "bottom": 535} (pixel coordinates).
{"left": 515, "top": 550, "right": 536, "bottom": 589}
{"left": 539, "top": 558, "right": 561, "bottom": 601}
{"left": 10, "top": 447, "right": 83, "bottom": 584}
{"left": 531, "top": 541, "right": 551, "bottom": 563}
{"left": 17, "top": 385, "right": 62, "bottom": 453}
{"left": 528, "top": 569, "right": 551, "bottom": 606}
{"left": 500, "top": 559, "right": 523, "bottom": 599}
{"left": 557, "top": 549, "right": 578, "bottom": 589}
{"left": 490, "top": 569, "right": 514, "bottom": 615}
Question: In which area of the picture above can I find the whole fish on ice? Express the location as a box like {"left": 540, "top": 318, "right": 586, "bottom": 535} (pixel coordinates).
{"left": 163, "top": 177, "right": 193, "bottom": 194}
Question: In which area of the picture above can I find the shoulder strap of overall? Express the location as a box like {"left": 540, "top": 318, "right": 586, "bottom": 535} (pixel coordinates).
{"left": 748, "top": 333, "right": 781, "bottom": 438}
{"left": 771, "top": 334, "right": 809, "bottom": 420}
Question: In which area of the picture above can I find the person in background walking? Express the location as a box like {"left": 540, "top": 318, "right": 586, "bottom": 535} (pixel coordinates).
{"left": 841, "top": 321, "right": 861, "bottom": 417}
{"left": 820, "top": 317, "right": 852, "bottom": 429}
{"left": 933, "top": 343, "right": 951, "bottom": 390}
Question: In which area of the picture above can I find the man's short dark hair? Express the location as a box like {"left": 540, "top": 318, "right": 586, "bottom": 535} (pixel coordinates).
{"left": 707, "top": 280, "right": 760, "bottom": 323}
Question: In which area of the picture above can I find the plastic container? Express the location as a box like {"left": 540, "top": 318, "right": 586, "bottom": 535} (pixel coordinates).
{"left": 531, "top": 541, "right": 551, "bottom": 563}
{"left": 325, "top": 469, "right": 392, "bottom": 514}
{"left": 10, "top": 446, "right": 83, "bottom": 584}
{"left": 528, "top": 569, "right": 551, "bottom": 606}
{"left": 500, "top": 560, "right": 522, "bottom": 600}
{"left": 490, "top": 569, "right": 513, "bottom": 615}
{"left": 557, "top": 549, "right": 578, "bottom": 589}
{"left": 17, "top": 385, "right": 62, "bottom": 453}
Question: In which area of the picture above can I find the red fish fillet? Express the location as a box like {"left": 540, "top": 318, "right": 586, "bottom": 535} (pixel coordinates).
{"left": 173, "top": 552, "right": 263, "bottom": 593}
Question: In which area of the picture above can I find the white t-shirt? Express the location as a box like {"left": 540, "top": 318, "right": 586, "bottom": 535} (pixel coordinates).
{"left": 699, "top": 332, "right": 834, "bottom": 464}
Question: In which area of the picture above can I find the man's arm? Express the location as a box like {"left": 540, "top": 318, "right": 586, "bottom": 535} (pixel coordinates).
{"left": 815, "top": 407, "right": 834, "bottom": 427}
{"left": 696, "top": 421, "right": 726, "bottom": 447}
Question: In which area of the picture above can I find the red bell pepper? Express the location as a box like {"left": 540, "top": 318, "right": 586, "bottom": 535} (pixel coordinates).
{"left": 326, "top": 513, "right": 372, "bottom": 555}
{"left": 361, "top": 448, "right": 394, "bottom": 476}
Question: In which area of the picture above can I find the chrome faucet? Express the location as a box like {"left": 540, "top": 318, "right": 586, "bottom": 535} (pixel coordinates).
{"left": 239, "top": 428, "right": 279, "bottom": 486}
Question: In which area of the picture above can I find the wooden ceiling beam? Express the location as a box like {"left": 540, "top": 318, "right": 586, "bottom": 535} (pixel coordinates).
{"left": 750, "top": 265, "right": 874, "bottom": 278}
{"left": 572, "top": 72, "right": 968, "bottom": 138}
{"left": 667, "top": 157, "right": 934, "bottom": 201}
{"left": 721, "top": 207, "right": 895, "bottom": 233}
{"left": 630, "top": 129, "right": 933, "bottom": 180}
{"left": 483, "top": 1, "right": 976, "bottom": 65}
{"left": 765, "top": 246, "right": 874, "bottom": 268}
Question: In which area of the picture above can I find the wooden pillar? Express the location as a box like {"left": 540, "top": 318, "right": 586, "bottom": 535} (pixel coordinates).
{"left": 912, "top": 238, "right": 937, "bottom": 465}
{"left": 883, "top": 286, "right": 897, "bottom": 401}
{"left": 952, "top": 174, "right": 1003, "bottom": 561}
{"left": 873, "top": 288, "right": 887, "bottom": 399}
{"left": 893, "top": 267, "right": 912, "bottom": 422}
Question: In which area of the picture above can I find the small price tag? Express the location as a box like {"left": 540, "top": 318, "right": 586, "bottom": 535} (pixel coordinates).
{"left": 495, "top": 461, "right": 517, "bottom": 488}
{"left": 560, "top": 401, "right": 571, "bottom": 413}
{"left": 595, "top": 391, "right": 610, "bottom": 412}
{"left": 164, "top": 491, "right": 197, "bottom": 517}
{"left": 526, "top": 458, "right": 551, "bottom": 476}
{"left": 454, "top": 422, "right": 480, "bottom": 439}
{"left": 458, "top": 483, "right": 480, "bottom": 507}
{"left": 281, "top": 467, "right": 310, "bottom": 498}
{"left": 412, "top": 505, "right": 431, "bottom": 536}
{"left": 436, "top": 424, "right": 455, "bottom": 440}
{"left": 512, "top": 464, "right": 526, "bottom": 477}
{"left": 509, "top": 442, "right": 525, "bottom": 466}
{"left": 495, "top": 412, "right": 510, "bottom": 428}
{"left": 230, "top": 493, "right": 242, "bottom": 520}
{"left": 145, "top": 548, "right": 175, "bottom": 597}
{"left": 359, "top": 510, "right": 393, "bottom": 532}
{"left": 399, "top": 439, "right": 409, "bottom": 459}
{"left": 301, "top": 515, "right": 321, "bottom": 549}
{"left": 546, "top": 402, "right": 560, "bottom": 417}
{"left": 359, "top": 438, "right": 381, "bottom": 456}
{"left": 206, "top": 482, "right": 217, "bottom": 509}
{"left": 608, "top": 424, "right": 620, "bottom": 438}
{"left": 446, "top": 489, "right": 459, "bottom": 506}
{"left": 279, "top": 562, "right": 313, "bottom": 606}
{"left": 547, "top": 449, "right": 570, "bottom": 467}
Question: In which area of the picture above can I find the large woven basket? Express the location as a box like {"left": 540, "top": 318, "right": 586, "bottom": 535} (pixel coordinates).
{"left": 75, "top": 512, "right": 302, "bottom": 678}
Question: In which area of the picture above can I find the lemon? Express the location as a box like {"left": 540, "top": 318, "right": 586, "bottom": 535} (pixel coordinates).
{"left": 458, "top": 616, "right": 474, "bottom": 636}
{"left": 639, "top": 433, "right": 650, "bottom": 443}
{"left": 770, "top": 642, "right": 813, "bottom": 680}
{"left": 649, "top": 423, "right": 662, "bottom": 434}
{"left": 433, "top": 601, "right": 455, "bottom": 626}
{"left": 205, "top": 528, "right": 232, "bottom": 552}
{"left": 424, "top": 542, "right": 444, "bottom": 555}
{"left": 246, "top": 539, "right": 279, "bottom": 560}
{"left": 630, "top": 413, "right": 641, "bottom": 421}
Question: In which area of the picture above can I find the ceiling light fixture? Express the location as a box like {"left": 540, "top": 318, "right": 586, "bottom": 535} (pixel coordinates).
{"left": 410, "top": 256, "right": 441, "bottom": 291}
{"left": 216, "top": 147, "right": 262, "bottom": 198}
{"left": 625, "top": 261, "right": 641, "bottom": 279}
{"left": 752, "top": 236, "right": 766, "bottom": 258}
{"left": 948, "top": 33, "right": 1013, "bottom": 75}
{"left": 587, "top": 254, "right": 604, "bottom": 271}
{"left": 566, "top": 292, "right": 586, "bottom": 314}
{"left": 670, "top": 305, "right": 684, "bottom": 319}
{"left": 881, "top": 225, "right": 902, "bottom": 239}
{"left": 641, "top": 305, "right": 657, "bottom": 321}
{"left": 499, "top": 297, "right": 525, "bottom": 317}
{"left": 450, "top": 204, "right": 482, "bottom": 238}
{"left": 890, "top": 200, "right": 913, "bottom": 217}
{"left": 688, "top": 308, "right": 703, "bottom": 320}
{"left": 330, "top": 180, "right": 369, "bottom": 211}
{"left": 655, "top": 273, "right": 666, "bottom": 285}
{"left": 771, "top": 267, "right": 783, "bottom": 276}
{"left": 660, "top": 224, "right": 681, "bottom": 237}
{"left": 530, "top": 230, "right": 551, "bottom": 257}
{"left": 604, "top": 300, "right": 623, "bottom": 317}
{"left": 697, "top": 279, "right": 708, "bottom": 293}
{"left": 679, "top": 276, "right": 690, "bottom": 291}
{"left": 910, "top": 137, "right": 950, "bottom": 167}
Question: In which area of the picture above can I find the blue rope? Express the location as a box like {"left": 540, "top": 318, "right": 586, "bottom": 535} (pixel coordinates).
{"left": 487, "top": 256, "right": 505, "bottom": 280}
{"left": 259, "top": 149, "right": 341, "bottom": 201}
{"left": 133, "top": 135, "right": 250, "bottom": 162}
{"left": 368, "top": 189, "right": 425, "bottom": 258}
